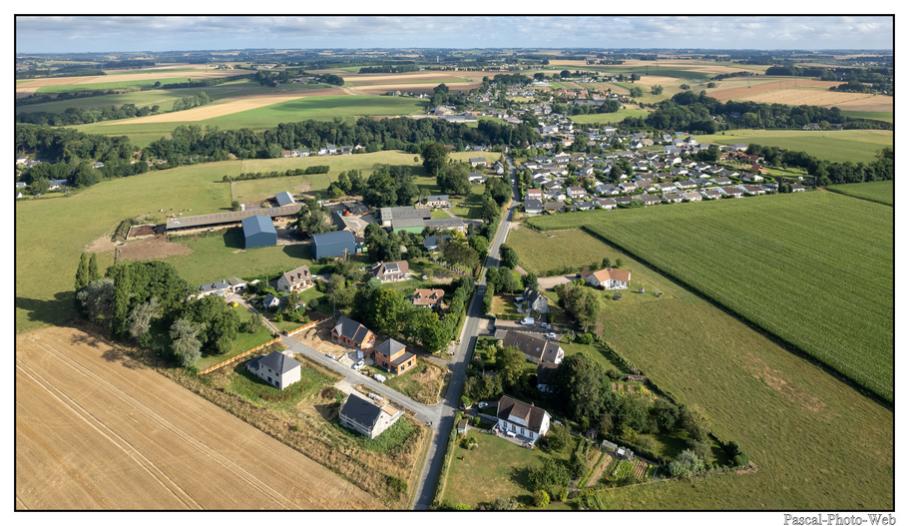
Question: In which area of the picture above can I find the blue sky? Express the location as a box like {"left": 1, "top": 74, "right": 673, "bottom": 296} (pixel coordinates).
{"left": 16, "top": 16, "right": 893, "bottom": 53}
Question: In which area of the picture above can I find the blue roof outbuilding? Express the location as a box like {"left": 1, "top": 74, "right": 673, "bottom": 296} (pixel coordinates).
{"left": 242, "top": 215, "right": 277, "bottom": 249}
{"left": 312, "top": 230, "right": 357, "bottom": 260}
{"left": 275, "top": 191, "right": 295, "bottom": 206}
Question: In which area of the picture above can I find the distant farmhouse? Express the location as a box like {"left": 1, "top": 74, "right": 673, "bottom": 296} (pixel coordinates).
{"left": 194, "top": 277, "right": 247, "bottom": 299}
{"left": 242, "top": 215, "right": 277, "bottom": 249}
{"left": 339, "top": 393, "right": 403, "bottom": 439}
{"left": 246, "top": 351, "right": 301, "bottom": 390}
{"left": 582, "top": 268, "right": 631, "bottom": 290}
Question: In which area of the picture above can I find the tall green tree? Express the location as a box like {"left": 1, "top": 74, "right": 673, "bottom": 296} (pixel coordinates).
{"left": 421, "top": 143, "right": 448, "bottom": 176}
{"left": 74, "top": 253, "right": 90, "bottom": 291}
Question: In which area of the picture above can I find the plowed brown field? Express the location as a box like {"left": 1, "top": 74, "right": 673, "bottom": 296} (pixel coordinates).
{"left": 16, "top": 326, "right": 383, "bottom": 510}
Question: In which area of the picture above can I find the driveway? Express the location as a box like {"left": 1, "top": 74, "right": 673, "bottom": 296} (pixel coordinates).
{"left": 538, "top": 274, "right": 575, "bottom": 290}
{"left": 280, "top": 334, "right": 440, "bottom": 425}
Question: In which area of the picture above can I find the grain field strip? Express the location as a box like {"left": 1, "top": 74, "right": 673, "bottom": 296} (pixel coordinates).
{"left": 16, "top": 362, "right": 202, "bottom": 509}
{"left": 28, "top": 335, "right": 297, "bottom": 509}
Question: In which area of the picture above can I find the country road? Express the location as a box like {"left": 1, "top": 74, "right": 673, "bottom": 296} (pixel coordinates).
{"left": 412, "top": 155, "right": 519, "bottom": 509}
{"left": 280, "top": 334, "right": 441, "bottom": 425}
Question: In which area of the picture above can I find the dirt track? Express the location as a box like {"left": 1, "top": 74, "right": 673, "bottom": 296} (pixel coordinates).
{"left": 16, "top": 326, "right": 383, "bottom": 510}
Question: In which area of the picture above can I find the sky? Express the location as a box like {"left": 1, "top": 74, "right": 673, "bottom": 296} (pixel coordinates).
{"left": 15, "top": 16, "right": 894, "bottom": 54}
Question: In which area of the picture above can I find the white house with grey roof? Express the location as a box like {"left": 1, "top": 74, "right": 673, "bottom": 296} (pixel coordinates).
{"left": 496, "top": 395, "right": 551, "bottom": 444}
{"left": 339, "top": 393, "right": 403, "bottom": 439}
{"left": 246, "top": 351, "right": 301, "bottom": 390}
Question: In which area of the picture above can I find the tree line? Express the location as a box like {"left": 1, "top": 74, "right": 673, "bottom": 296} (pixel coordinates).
{"left": 747, "top": 144, "right": 893, "bottom": 186}
{"left": 220, "top": 165, "right": 329, "bottom": 182}
{"left": 623, "top": 91, "right": 891, "bottom": 133}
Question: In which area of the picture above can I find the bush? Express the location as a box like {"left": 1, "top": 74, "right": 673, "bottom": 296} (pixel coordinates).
{"left": 533, "top": 489, "right": 550, "bottom": 508}
{"left": 575, "top": 332, "right": 594, "bottom": 345}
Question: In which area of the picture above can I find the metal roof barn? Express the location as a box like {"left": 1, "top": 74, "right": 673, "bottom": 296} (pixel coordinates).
{"left": 242, "top": 215, "right": 277, "bottom": 249}
{"left": 312, "top": 230, "right": 357, "bottom": 260}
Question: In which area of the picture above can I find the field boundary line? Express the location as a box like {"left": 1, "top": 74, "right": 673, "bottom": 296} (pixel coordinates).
{"left": 578, "top": 225, "right": 894, "bottom": 409}
{"left": 824, "top": 187, "right": 894, "bottom": 207}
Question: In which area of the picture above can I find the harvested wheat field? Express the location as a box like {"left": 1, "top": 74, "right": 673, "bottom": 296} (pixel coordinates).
{"left": 707, "top": 77, "right": 893, "bottom": 112}
{"left": 106, "top": 88, "right": 344, "bottom": 124}
{"left": 16, "top": 326, "right": 383, "bottom": 510}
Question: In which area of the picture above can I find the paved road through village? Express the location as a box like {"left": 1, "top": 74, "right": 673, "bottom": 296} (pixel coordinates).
{"left": 411, "top": 156, "right": 519, "bottom": 509}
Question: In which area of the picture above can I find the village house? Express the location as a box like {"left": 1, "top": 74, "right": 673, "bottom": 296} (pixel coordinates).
{"left": 469, "top": 157, "right": 488, "bottom": 168}
{"left": 339, "top": 393, "right": 403, "bottom": 439}
{"left": 369, "top": 261, "right": 410, "bottom": 283}
{"left": 524, "top": 198, "right": 543, "bottom": 215}
{"left": 502, "top": 330, "right": 564, "bottom": 365}
{"left": 276, "top": 265, "right": 313, "bottom": 293}
{"left": 583, "top": 268, "right": 632, "bottom": 290}
{"left": 331, "top": 316, "right": 376, "bottom": 356}
{"left": 245, "top": 351, "right": 301, "bottom": 390}
{"left": 496, "top": 395, "right": 551, "bottom": 444}
{"left": 521, "top": 288, "right": 549, "bottom": 315}
{"left": 370, "top": 338, "right": 417, "bottom": 375}
{"left": 194, "top": 277, "right": 247, "bottom": 299}
{"left": 412, "top": 288, "right": 445, "bottom": 309}
{"left": 416, "top": 194, "right": 450, "bottom": 209}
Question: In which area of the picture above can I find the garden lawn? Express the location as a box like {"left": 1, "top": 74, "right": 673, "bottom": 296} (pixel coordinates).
{"left": 696, "top": 129, "right": 892, "bottom": 163}
{"left": 827, "top": 181, "right": 893, "bottom": 206}
{"left": 531, "top": 192, "right": 893, "bottom": 402}
{"left": 441, "top": 430, "right": 569, "bottom": 508}
{"left": 507, "top": 226, "right": 607, "bottom": 275}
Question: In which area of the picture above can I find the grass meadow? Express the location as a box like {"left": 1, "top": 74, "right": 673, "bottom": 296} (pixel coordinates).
{"left": 697, "top": 129, "right": 892, "bottom": 163}
{"left": 528, "top": 191, "right": 893, "bottom": 402}
{"left": 827, "top": 181, "right": 893, "bottom": 206}
{"left": 509, "top": 224, "right": 893, "bottom": 509}
{"left": 15, "top": 150, "right": 497, "bottom": 333}
{"left": 569, "top": 107, "right": 651, "bottom": 124}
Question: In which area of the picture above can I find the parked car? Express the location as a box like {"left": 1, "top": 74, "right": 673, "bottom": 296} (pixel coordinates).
{"left": 478, "top": 401, "right": 489, "bottom": 409}
{"left": 545, "top": 332, "right": 559, "bottom": 340}
{"left": 520, "top": 317, "right": 535, "bottom": 326}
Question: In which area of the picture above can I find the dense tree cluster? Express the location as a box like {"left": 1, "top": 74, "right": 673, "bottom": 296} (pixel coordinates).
{"left": 17, "top": 103, "right": 161, "bottom": 126}
{"left": 624, "top": 91, "right": 891, "bottom": 133}
{"left": 16, "top": 124, "right": 134, "bottom": 164}
{"left": 74, "top": 260, "right": 254, "bottom": 368}
{"left": 143, "top": 118, "right": 538, "bottom": 165}
{"left": 349, "top": 277, "right": 474, "bottom": 353}
{"left": 747, "top": 144, "right": 893, "bottom": 185}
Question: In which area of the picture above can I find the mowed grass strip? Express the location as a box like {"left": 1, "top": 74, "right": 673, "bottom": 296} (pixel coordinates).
{"left": 826, "top": 181, "right": 893, "bottom": 206}
{"left": 509, "top": 227, "right": 892, "bottom": 508}
{"left": 696, "top": 129, "right": 892, "bottom": 163}
{"left": 529, "top": 192, "right": 893, "bottom": 401}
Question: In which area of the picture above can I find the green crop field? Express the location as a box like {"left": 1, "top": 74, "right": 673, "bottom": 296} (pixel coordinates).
{"left": 33, "top": 77, "right": 225, "bottom": 93}
{"left": 16, "top": 79, "right": 310, "bottom": 115}
{"left": 15, "top": 150, "right": 497, "bottom": 334}
{"left": 569, "top": 107, "right": 651, "bottom": 124}
{"left": 697, "top": 129, "right": 892, "bottom": 163}
{"left": 74, "top": 94, "right": 425, "bottom": 147}
{"left": 509, "top": 224, "right": 892, "bottom": 509}
{"left": 841, "top": 110, "right": 894, "bottom": 123}
{"left": 827, "top": 181, "right": 893, "bottom": 206}
{"left": 529, "top": 191, "right": 893, "bottom": 402}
